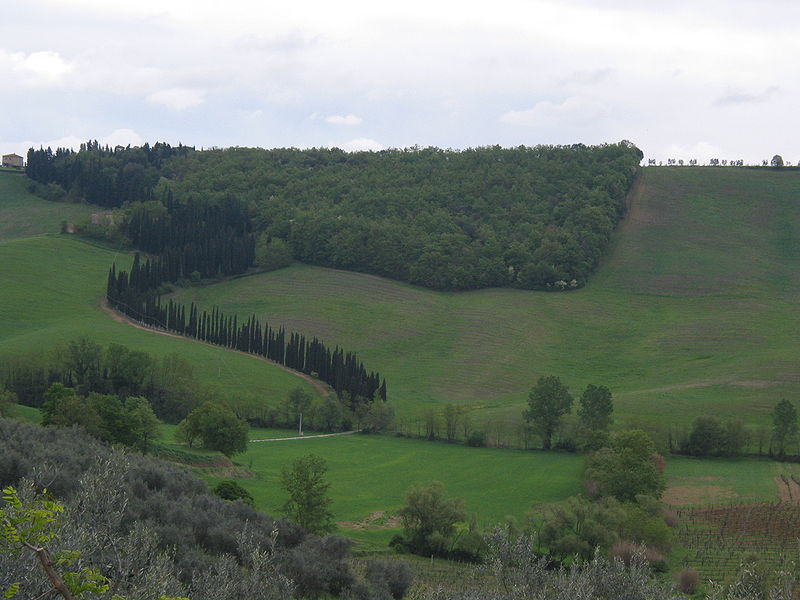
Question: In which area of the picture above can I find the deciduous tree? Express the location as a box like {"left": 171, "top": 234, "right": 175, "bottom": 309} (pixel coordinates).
{"left": 585, "top": 430, "right": 666, "bottom": 502}
{"left": 280, "top": 454, "right": 335, "bottom": 535}
{"left": 176, "top": 401, "right": 249, "bottom": 457}
{"left": 397, "top": 481, "right": 466, "bottom": 557}
{"left": 524, "top": 376, "right": 573, "bottom": 450}
{"left": 772, "top": 399, "right": 798, "bottom": 456}
{"left": 577, "top": 384, "right": 613, "bottom": 431}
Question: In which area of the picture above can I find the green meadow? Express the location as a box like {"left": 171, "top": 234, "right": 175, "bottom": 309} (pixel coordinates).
{"left": 0, "top": 172, "right": 95, "bottom": 241}
{"left": 178, "top": 429, "right": 793, "bottom": 547}
{"left": 3, "top": 166, "right": 799, "bottom": 546}
{"left": 168, "top": 167, "right": 800, "bottom": 430}
{"left": 0, "top": 201, "right": 318, "bottom": 408}
{"left": 664, "top": 455, "right": 800, "bottom": 505}
{"left": 195, "top": 429, "right": 583, "bottom": 547}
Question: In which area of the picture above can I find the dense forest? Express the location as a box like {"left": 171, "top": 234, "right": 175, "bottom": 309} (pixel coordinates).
{"left": 26, "top": 141, "right": 642, "bottom": 290}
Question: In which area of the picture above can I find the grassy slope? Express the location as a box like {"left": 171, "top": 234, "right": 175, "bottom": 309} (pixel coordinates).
{"left": 0, "top": 175, "right": 319, "bottom": 406}
{"left": 3, "top": 167, "right": 798, "bottom": 548}
{"left": 170, "top": 167, "right": 800, "bottom": 430}
{"left": 0, "top": 172, "right": 95, "bottom": 240}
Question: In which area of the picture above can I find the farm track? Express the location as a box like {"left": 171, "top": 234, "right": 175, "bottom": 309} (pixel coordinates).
{"left": 99, "top": 299, "right": 332, "bottom": 399}
{"left": 774, "top": 474, "right": 800, "bottom": 505}
{"left": 250, "top": 430, "right": 359, "bottom": 442}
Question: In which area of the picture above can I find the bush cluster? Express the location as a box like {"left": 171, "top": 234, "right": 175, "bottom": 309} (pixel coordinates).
{"left": 0, "top": 418, "right": 411, "bottom": 598}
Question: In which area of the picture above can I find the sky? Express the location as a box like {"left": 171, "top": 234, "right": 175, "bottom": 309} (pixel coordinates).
{"left": 1, "top": 0, "right": 797, "bottom": 164}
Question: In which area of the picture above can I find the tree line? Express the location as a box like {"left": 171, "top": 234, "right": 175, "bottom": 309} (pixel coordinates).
{"left": 25, "top": 140, "right": 193, "bottom": 207}
{"left": 2, "top": 337, "right": 204, "bottom": 422}
{"left": 26, "top": 140, "right": 643, "bottom": 291}
{"left": 107, "top": 257, "right": 386, "bottom": 404}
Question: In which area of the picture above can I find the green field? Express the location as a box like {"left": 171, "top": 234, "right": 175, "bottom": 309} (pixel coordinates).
{"left": 195, "top": 430, "right": 583, "bottom": 547}
{"left": 0, "top": 235, "right": 319, "bottom": 407}
{"left": 180, "top": 430, "right": 795, "bottom": 548}
{"left": 3, "top": 166, "right": 799, "bottom": 551}
{"left": 664, "top": 455, "right": 800, "bottom": 505}
{"left": 0, "top": 171, "right": 95, "bottom": 241}
{"left": 167, "top": 167, "right": 800, "bottom": 432}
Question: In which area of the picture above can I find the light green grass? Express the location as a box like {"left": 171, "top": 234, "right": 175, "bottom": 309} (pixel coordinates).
{"left": 200, "top": 433, "right": 583, "bottom": 543}
{"left": 10, "top": 403, "right": 42, "bottom": 423}
{"left": 0, "top": 234, "right": 320, "bottom": 406}
{"left": 0, "top": 172, "right": 94, "bottom": 241}
{"left": 665, "top": 455, "right": 800, "bottom": 505}
{"left": 169, "top": 168, "right": 800, "bottom": 431}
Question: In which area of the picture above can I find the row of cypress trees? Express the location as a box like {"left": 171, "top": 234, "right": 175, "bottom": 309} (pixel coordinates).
{"left": 121, "top": 196, "right": 256, "bottom": 280}
{"left": 107, "top": 260, "right": 386, "bottom": 403}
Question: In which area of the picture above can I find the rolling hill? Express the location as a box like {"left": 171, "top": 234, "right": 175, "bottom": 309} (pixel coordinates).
{"left": 167, "top": 167, "right": 800, "bottom": 431}
{"left": 0, "top": 174, "right": 320, "bottom": 410}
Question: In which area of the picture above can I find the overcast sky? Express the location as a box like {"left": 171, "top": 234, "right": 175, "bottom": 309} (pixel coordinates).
{"left": 2, "top": 0, "right": 797, "bottom": 164}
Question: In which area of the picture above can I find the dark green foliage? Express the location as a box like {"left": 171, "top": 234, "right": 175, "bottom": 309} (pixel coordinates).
{"left": 772, "top": 399, "right": 798, "bottom": 456}
{"left": 255, "top": 234, "right": 293, "bottom": 272}
{"left": 120, "top": 195, "right": 256, "bottom": 280}
{"left": 466, "top": 431, "right": 486, "bottom": 447}
{"left": 29, "top": 141, "right": 642, "bottom": 291}
{"left": 395, "top": 481, "right": 482, "bottom": 561}
{"left": 681, "top": 417, "right": 750, "bottom": 457}
{"left": 40, "top": 383, "right": 160, "bottom": 453}
{"left": 0, "top": 387, "right": 15, "bottom": 417}
{"left": 281, "top": 454, "right": 335, "bottom": 535}
{"left": 577, "top": 384, "right": 613, "bottom": 431}
{"left": 25, "top": 141, "right": 192, "bottom": 207}
{"left": 168, "top": 143, "right": 642, "bottom": 291}
{"left": 176, "top": 401, "right": 249, "bottom": 457}
{"left": 524, "top": 375, "right": 573, "bottom": 450}
{"left": 538, "top": 496, "right": 626, "bottom": 561}
{"left": 63, "top": 336, "right": 103, "bottom": 394}
{"left": 213, "top": 480, "right": 254, "bottom": 506}
{"left": 4, "top": 341, "right": 205, "bottom": 423}
{"left": 585, "top": 430, "right": 666, "bottom": 502}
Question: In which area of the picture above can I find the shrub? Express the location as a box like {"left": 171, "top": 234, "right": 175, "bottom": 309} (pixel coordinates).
{"left": 213, "top": 480, "right": 254, "bottom": 506}
{"left": 466, "top": 431, "right": 486, "bottom": 447}
{"left": 365, "top": 558, "right": 413, "bottom": 599}
{"left": 677, "top": 567, "right": 700, "bottom": 594}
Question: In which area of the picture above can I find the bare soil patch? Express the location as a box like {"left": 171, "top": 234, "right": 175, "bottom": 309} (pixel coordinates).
{"left": 205, "top": 466, "right": 258, "bottom": 479}
{"left": 337, "top": 510, "right": 401, "bottom": 531}
{"left": 774, "top": 475, "right": 800, "bottom": 505}
{"left": 663, "top": 484, "right": 737, "bottom": 506}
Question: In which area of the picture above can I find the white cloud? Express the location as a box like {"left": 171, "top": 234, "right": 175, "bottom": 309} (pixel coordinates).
{"left": 657, "top": 142, "right": 740, "bottom": 165}
{"left": 101, "top": 128, "right": 143, "bottom": 148}
{"left": 340, "top": 138, "right": 383, "bottom": 152}
{"left": 0, "top": 49, "right": 73, "bottom": 86}
{"left": 499, "top": 97, "right": 605, "bottom": 129}
{"left": 147, "top": 87, "right": 205, "bottom": 110}
{"left": 4, "top": 128, "right": 144, "bottom": 157}
{"left": 325, "top": 114, "right": 362, "bottom": 126}
{"left": 714, "top": 86, "right": 780, "bottom": 107}
{"left": 4, "top": 1, "right": 800, "bottom": 157}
